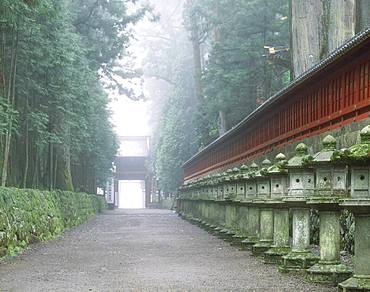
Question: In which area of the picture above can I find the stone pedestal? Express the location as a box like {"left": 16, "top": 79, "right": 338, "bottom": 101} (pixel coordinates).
{"left": 279, "top": 208, "right": 319, "bottom": 273}
{"left": 218, "top": 203, "right": 236, "bottom": 240}
{"left": 306, "top": 211, "right": 352, "bottom": 284}
{"left": 241, "top": 206, "right": 260, "bottom": 250}
{"left": 264, "top": 208, "right": 290, "bottom": 264}
{"left": 252, "top": 208, "right": 274, "bottom": 256}
{"left": 231, "top": 204, "right": 249, "bottom": 247}
{"left": 339, "top": 214, "right": 370, "bottom": 291}
{"left": 211, "top": 201, "right": 226, "bottom": 234}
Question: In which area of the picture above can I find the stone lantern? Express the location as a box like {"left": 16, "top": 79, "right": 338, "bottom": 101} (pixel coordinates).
{"left": 241, "top": 163, "right": 260, "bottom": 250}
{"left": 264, "top": 153, "right": 291, "bottom": 264}
{"left": 212, "top": 172, "right": 228, "bottom": 235}
{"left": 269, "top": 153, "right": 289, "bottom": 200}
{"left": 199, "top": 175, "right": 213, "bottom": 229}
{"left": 212, "top": 173, "right": 220, "bottom": 200}
{"left": 252, "top": 159, "right": 274, "bottom": 256}
{"left": 235, "top": 164, "right": 248, "bottom": 201}
{"left": 223, "top": 170, "right": 232, "bottom": 200}
{"left": 224, "top": 168, "right": 236, "bottom": 200}
{"left": 246, "top": 163, "right": 258, "bottom": 200}
{"left": 287, "top": 143, "right": 315, "bottom": 199}
{"left": 337, "top": 125, "right": 370, "bottom": 291}
{"left": 232, "top": 164, "right": 250, "bottom": 245}
{"left": 217, "top": 172, "right": 226, "bottom": 200}
{"left": 279, "top": 143, "right": 319, "bottom": 273}
{"left": 255, "top": 159, "right": 272, "bottom": 200}
{"left": 206, "top": 175, "right": 213, "bottom": 200}
{"left": 305, "top": 135, "right": 352, "bottom": 285}
{"left": 218, "top": 168, "right": 239, "bottom": 241}
{"left": 205, "top": 174, "right": 221, "bottom": 232}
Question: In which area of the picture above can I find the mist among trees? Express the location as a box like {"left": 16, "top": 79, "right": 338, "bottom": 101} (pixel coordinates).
{"left": 1, "top": 0, "right": 369, "bottom": 195}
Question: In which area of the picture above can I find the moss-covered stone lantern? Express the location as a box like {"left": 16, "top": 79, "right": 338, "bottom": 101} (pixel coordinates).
{"left": 235, "top": 165, "right": 248, "bottom": 201}
{"left": 217, "top": 172, "right": 226, "bottom": 200}
{"left": 252, "top": 159, "right": 274, "bottom": 256}
{"left": 212, "top": 173, "right": 220, "bottom": 200}
{"left": 279, "top": 143, "right": 319, "bottom": 273}
{"left": 264, "top": 153, "right": 291, "bottom": 264}
{"left": 255, "top": 159, "right": 272, "bottom": 200}
{"left": 218, "top": 168, "right": 239, "bottom": 241}
{"left": 220, "top": 171, "right": 228, "bottom": 200}
{"left": 305, "top": 135, "right": 352, "bottom": 285}
{"left": 223, "top": 169, "right": 234, "bottom": 200}
{"left": 246, "top": 162, "right": 258, "bottom": 200}
{"left": 241, "top": 163, "right": 260, "bottom": 250}
{"left": 336, "top": 125, "right": 370, "bottom": 292}
{"left": 229, "top": 167, "right": 240, "bottom": 200}
{"left": 231, "top": 164, "right": 250, "bottom": 245}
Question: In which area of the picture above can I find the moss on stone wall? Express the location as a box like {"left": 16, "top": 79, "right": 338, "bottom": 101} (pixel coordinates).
{"left": 0, "top": 188, "right": 106, "bottom": 258}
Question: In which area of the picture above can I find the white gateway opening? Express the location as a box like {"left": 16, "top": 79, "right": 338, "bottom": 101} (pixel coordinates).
{"left": 118, "top": 180, "right": 146, "bottom": 209}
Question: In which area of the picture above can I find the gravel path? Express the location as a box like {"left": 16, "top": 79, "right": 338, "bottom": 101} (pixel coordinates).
{"left": 0, "top": 209, "right": 336, "bottom": 291}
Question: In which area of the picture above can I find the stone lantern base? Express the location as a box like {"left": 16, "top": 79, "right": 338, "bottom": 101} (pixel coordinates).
{"left": 217, "top": 228, "right": 235, "bottom": 241}
{"left": 279, "top": 250, "right": 319, "bottom": 273}
{"left": 213, "top": 226, "right": 224, "bottom": 236}
{"left": 264, "top": 246, "right": 291, "bottom": 264}
{"left": 306, "top": 261, "right": 352, "bottom": 285}
{"left": 252, "top": 239, "right": 273, "bottom": 256}
{"left": 230, "top": 233, "right": 247, "bottom": 246}
{"left": 241, "top": 236, "right": 259, "bottom": 250}
{"left": 338, "top": 276, "right": 370, "bottom": 292}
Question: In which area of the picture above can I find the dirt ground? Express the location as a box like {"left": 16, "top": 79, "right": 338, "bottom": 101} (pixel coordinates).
{"left": 0, "top": 209, "right": 336, "bottom": 291}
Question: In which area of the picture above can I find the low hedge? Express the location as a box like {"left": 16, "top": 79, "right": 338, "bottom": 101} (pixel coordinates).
{"left": 0, "top": 187, "right": 106, "bottom": 257}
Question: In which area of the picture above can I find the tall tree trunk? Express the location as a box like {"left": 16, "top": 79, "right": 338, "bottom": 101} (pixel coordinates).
{"left": 32, "top": 146, "right": 38, "bottom": 188}
{"left": 2, "top": 29, "right": 18, "bottom": 186}
{"left": 187, "top": 0, "right": 203, "bottom": 103}
{"left": 218, "top": 110, "right": 227, "bottom": 136}
{"left": 291, "top": 0, "right": 323, "bottom": 77}
{"left": 356, "top": 0, "right": 370, "bottom": 32}
{"left": 56, "top": 126, "right": 74, "bottom": 192}
{"left": 22, "top": 114, "right": 29, "bottom": 188}
{"left": 291, "top": 0, "right": 358, "bottom": 78}
{"left": 328, "top": 0, "right": 356, "bottom": 52}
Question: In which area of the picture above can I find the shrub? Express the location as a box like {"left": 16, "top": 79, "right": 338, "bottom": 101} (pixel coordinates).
{"left": 0, "top": 187, "right": 105, "bottom": 257}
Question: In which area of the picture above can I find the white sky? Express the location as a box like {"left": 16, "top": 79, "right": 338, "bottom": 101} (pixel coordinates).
{"left": 109, "top": 97, "right": 151, "bottom": 137}
{"left": 108, "top": 4, "right": 152, "bottom": 138}
{"left": 109, "top": 0, "right": 181, "bottom": 139}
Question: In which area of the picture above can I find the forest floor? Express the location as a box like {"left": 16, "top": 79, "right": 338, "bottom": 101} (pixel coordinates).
{"left": 0, "top": 209, "right": 336, "bottom": 291}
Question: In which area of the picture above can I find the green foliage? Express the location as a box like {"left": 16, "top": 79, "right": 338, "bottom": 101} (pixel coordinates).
{"left": 151, "top": 0, "right": 290, "bottom": 193}
{"left": 187, "top": 0, "right": 290, "bottom": 137}
{"left": 310, "top": 209, "right": 320, "bottom": 245}
{"left": 340, "top": 210, "right": 355, "bottom": 254}
{"left": 0, "top": 187, "right": 105, "bottom": 258}
{"left": 0, "top": 0, "right": 148, "bottom": 191}
{"left": 154, "top": 63, "right": 200, "bottom": 193}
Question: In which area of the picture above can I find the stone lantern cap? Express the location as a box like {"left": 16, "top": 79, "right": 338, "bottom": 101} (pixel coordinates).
{"left": 255, "top": 159, "right": 272, "bottom": 178}
{"left": 309, "top": 135, "right": 338, "bottom": 165}
{"left": 332, "top": 125, "right": 370, "bottom": 164}
{"left": 219, "top": 171, "right": 228, "bottom": 182}
{"left": 210, "top": 173, "right": 218, "bottom": 185}
{"left": 267, "top": 153, "right": 288, "bottom": 175}
{"left": 287, "top": 143, "right": 312, "bottom": 168}
{"left": 231, "top": 167, "right": 240, "bottom": 181}
{"left": 244, "top": 162, "right": 259, "bottom": 179}
{"left": 225, "top": 168, "right": 233, "bottom": 181}
{"left": 214, "top": 173, "right": 222, "bottom": 184}
{"left": 233, "top": 164, "right": 247, "bottom": 180}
